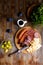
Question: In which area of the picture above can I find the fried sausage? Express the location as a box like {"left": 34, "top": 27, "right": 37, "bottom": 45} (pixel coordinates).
{"left": 20, "top": 32, "right": 28, "bottom": 43}
{"left": 19, "top": 27, "right": 31, "bottom": 40}
{"left": 17, "top": 28, "right": 25, "bottom": 38}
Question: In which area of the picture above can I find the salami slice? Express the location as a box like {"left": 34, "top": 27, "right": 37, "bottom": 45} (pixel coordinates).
{"left": 23, "top": 35, "right": 33, "bottom": 45}
{"left": 27, "top": 36, "right": 32, "bottom": 43}
{"left": 34, "top": 32, "right": 40, "bottom": 38}
{"left": 27, "top": 29, "right": 35, "bottom": 37}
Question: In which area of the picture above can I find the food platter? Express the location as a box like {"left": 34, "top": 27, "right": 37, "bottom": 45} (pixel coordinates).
{"left": 15, "top": 26, "right": 41, "bottom": 53}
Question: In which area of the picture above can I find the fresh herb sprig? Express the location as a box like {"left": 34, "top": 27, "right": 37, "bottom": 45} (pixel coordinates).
{"left": 30, "top": 3, "right": 43, "bottom": 26}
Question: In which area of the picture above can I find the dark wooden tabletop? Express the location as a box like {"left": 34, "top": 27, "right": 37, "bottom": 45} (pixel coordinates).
{"left": 0, "top": 0, "right": 43, "bottom": 65}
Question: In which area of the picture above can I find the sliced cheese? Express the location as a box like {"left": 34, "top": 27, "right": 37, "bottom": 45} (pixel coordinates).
{"left": 27, "top": 38, "right": 41, "bottom": 53}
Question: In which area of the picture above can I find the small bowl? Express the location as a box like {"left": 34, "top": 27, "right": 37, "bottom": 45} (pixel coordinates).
{"left": 1, "top": 40, "right": 12, "bottom": 55}
{"left": 26, "top": 3, "right": 40, "bottom": 21}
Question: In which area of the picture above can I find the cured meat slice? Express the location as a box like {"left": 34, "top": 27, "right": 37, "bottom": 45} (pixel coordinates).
{"left": 27, "top": 29, "right": 35, "bottom": 37}
{"left": 23, "top": 35, "right": 32, "bottom": 45}
{"left": 34, "top": 32, "right": 40, "bottom": 38}
{"left": 27, "top": 36, "right": 32, "bottom": 43}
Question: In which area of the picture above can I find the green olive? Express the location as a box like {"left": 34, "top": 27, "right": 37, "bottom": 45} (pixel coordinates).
{"left": 6, "top": 45, "right": 9, "bottom": 49}
{"left": 9, "top": 45, "right": 12, "bottom": 49}
{"left": 4, "top": 42, "right": 6, "bottom": 45}
{"left": 5, "top": 49, "right": 8, "bottom": 53}
{"left": 8, "top": 41, "right": 11, "bottom": 44}
{"left": 2, "top": 45, "right": 4, "bottom": 48}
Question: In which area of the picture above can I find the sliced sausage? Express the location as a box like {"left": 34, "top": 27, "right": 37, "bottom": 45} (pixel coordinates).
{"left": 19, "top": 28, "right": 29, "bottom": 39}
{"left": 17, "top": 28, "right": 25, "bottom": 38}
{"left": 20, "top": 32, "right": 28, "bottom": 43}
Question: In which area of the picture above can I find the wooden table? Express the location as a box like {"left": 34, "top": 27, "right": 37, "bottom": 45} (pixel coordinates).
{"left": 0, "top": 0, "right": 43, "bottom": 65}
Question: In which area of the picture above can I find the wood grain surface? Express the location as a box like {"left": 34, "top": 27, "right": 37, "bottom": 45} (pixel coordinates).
{"left": 0, "top": 0, "right": 43, "bottom": 65}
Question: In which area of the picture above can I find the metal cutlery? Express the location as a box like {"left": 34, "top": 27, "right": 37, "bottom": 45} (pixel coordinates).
{"left": 8, "top": 46, "right": 29, "bottom": 57}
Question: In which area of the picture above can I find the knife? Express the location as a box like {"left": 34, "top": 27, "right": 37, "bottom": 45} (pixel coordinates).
{"left": 8, "top": 46, "right": 29, "bottom": 57}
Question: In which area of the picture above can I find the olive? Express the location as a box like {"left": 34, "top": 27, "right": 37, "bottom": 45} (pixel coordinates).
{"left": 9, "top": 45, "right": 12, "bottom": 49}
{"left": 5, "top": 49, "right": 8, "bottom": 53}
{"left": 2, "top": 45, "right": 4, "bottom": 48}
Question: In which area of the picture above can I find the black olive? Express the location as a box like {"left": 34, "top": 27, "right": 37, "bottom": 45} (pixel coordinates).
{"left": 17, "top": 12, "right": 23, "bottom": 17}
{"left": 6, "top": 29, "right": 12, "bottom": 33}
